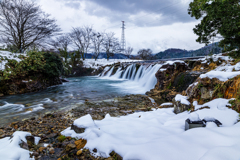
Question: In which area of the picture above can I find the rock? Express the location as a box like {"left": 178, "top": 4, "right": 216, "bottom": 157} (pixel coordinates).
{"left": 109, "top": 151, "right": 123, "bottom": 160}
{"left": 200, "top": 87, "right": 214, "bottom": 99}
{"left": 20, "top": 140, "right": 29, "bottom": 150}
{"left": 93, "top": 148, "right": 97, "bottom": 153}
{"left": 32, "top": 151, "right": 39, "bottom": 157}
{"left": 39, "top": 147, "right": 46, "bottom": 152}
{"left": 173, "top": 96, "right": 191, "bottom": 114}
{"left": 71, "top": 124, "right": 85, "bottom": 134}
{"left": 66, "top": 144, "right": 76, "bottom": 152}
{"left": 75, "top": 139, "right": 87, "bottom": 150}
{"left": 76, "top": 150, "right": 82, "bottom": 156}
{"left": 0, "top": 93, "right": 4, "bottom": 97}
{"left": 173, "top": 72, "right": 200, "bottom": 92}
{"left": 46, "top": 133, "right": 58, "bottom": 139}
{"left": 60, "top": 78, "right": 69, "bottom": 82}
{"left": 26, "top": 136, "right": 35, "bottom": 148}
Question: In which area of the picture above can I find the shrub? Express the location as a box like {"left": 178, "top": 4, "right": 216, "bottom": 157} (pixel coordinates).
{"left": 0, "top": 51, "right": 63, "bottom": 81}
{"left": 43, "top": 52, "right": 64, "bottom": 78}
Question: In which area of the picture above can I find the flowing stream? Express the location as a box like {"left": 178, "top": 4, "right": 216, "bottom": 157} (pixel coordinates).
{"left": 0, "top": 63, "right": 162, "bottom": 126}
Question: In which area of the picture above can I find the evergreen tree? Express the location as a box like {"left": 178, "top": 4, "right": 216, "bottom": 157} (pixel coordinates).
{"left": 188, "top": 0, "right": 240, "bottom": 52}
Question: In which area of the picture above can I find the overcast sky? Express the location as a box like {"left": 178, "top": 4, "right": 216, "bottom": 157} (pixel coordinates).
{"left": 37, "top": 0, "right": 204, "bottom": 54}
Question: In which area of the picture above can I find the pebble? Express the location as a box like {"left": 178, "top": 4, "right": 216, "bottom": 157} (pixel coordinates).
{"left": 39, "top": 147, "right": 46, "bottom": 152}
{"left": 76, "top": 150, "right": 82, "bottom": 156}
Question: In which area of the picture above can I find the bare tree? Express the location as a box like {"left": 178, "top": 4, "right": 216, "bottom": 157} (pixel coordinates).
{"left": 0, "top": 0, "right": 61, "bottom": 52}
{"left": 102, "top": 32, "right": 120, "bottom": 61}
{"left": 70, "top": 26, "right": 93, "bottom": 60}
{"left": 49, "top": 34, "right": 71, "bottom": 63}
{"left": 137, "top": 48, "right": 152, "bottom": 60}
{"left": 91, "top": 31, "right": 104, "bottom": 61}
{"left": 125, "top": 47, "right": 133, "bottom": 59}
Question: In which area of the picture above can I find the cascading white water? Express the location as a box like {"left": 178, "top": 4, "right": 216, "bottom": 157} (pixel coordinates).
{"left": 100, "top": 66, "right": 110, "bottom": 77}
{"left": 100, "top": 63, "right": 163, "bottom": 94}
{"left": 105, "top": 66, "right": 114, "bottom": 77}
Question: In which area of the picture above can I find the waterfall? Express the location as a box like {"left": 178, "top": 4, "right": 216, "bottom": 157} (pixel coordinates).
{"left": 100, "top": 63, "right": 163, "bottom": 93}
{"left": 105, "top": 66, "right": 114, "bottom": 77}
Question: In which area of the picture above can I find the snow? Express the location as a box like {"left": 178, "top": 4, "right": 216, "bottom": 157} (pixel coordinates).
{"left": 61, "top": 98, "right": 240, "bottom": 160}
{"left": 200, "top": 71, "right": 240, "bottom": 81}
{"left": 234, "top": 62, "right": 240, "bottom": 70}
{"left": 0, "top": 131, "right": 34, "bottom": 160}
{"left": 160, "top": 102, "right": 173, "bottom": 106}
{"left": 189, "top": 112, "right": 201, "bottom": 121}
{"left": 174, "top": 94, "right": 190, "bottom": 105}
{"left": 165, "top": 60, "right": 186, "bottom": 65}
{"left": 73, "top": 114, "right": 96, "bottom": 128}
{"left": 0, "top": 51, "right": 26, "bottom": 70}
{"left": 83, "top": 59, "right": 142, "bottom": 69}
{"left": 200, "top": 54, "right": 232, "bottom": 64}
{"left": 198, "top": 54, "right": 240, "bottom": 81}
{"left": 188, "top": 82, "right": 198, "bottom": 88}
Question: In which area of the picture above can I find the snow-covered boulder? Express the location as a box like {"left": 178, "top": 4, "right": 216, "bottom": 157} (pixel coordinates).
{"left": 173, "top": 94, "right": 191, "bottom": 114}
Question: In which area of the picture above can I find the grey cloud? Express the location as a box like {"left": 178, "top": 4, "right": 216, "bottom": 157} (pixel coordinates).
{"left": 62, "top": 0, "right": 195, "bottom": 27}
{"left": 64, "top": 1, "right": 81, "bottom": 9}
{"left": 84, "top": 0, "right": 194, "bottom": 26}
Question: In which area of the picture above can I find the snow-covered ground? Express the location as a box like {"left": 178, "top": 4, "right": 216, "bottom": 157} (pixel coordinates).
{"left": 199, "top": 53, "right": 240, "bottom": 81}
{"left": 61, "top": 98, "right": 240, "bottom": 160}
{"left": 83, "top": 59, "right": 142, "bottom": 69}
{"left": 0, "top": 131, "right": 40, "bottom": 160}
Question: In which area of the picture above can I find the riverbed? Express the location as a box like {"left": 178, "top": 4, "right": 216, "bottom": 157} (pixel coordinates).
{"left": 0, "top": 76, "right": 137, "bottom": 126}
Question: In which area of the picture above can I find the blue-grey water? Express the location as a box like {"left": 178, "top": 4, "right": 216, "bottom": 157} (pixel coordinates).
{"left": 0, "top": 76, "right": 132, "bottom": 126}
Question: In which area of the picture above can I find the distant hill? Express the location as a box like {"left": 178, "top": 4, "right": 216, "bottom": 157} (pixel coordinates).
{"left": 154, "top": 42, "right": 223, "bottom": 59}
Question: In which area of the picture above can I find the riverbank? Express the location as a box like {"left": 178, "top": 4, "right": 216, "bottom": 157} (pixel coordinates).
{"left": 0, "top": 94, "right": 155, "bottom": 160}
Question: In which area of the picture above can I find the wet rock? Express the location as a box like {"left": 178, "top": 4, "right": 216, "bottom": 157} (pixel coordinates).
{"left": 76, "top": 149, "right": 83, "bottom": 156}
{"left": 66, "top": 144, "right": 76, "bottom": 152}
{"left": 20, "top": 140, "right": 29, "bottom": 150}
{"left": 71, "top": 124, "right": 85, "bottom": 134}
{"left": 75, "top": 139, "right": 87, "bottom": 150}
{"left": 26, "top": 136, "right": 35, "bottom": 148}
{"left": 46, "top": 133, "right": 58, "bottom": 139}
{"left": 39, "top": 147, "right": 46, "bottom": 152}
{"left": 93, "top": 148, "right": 97, "bottom": 153}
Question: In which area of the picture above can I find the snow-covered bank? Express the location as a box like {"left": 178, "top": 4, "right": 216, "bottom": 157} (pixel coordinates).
{"left": 83, "top": 59, "right": 142, "bottom": 69}
{"left": 62, "top": 98, "right": 239, "bottom": 160}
